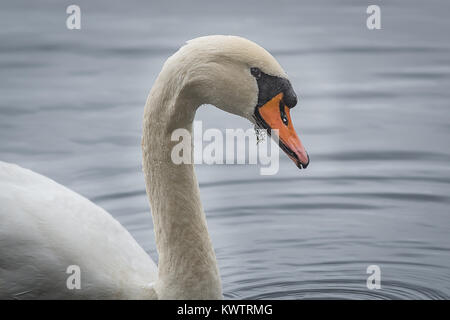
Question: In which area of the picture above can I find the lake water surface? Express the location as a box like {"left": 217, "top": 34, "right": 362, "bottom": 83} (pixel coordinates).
{"left": 1, "top": 0, "right": 449, "bottom": 299}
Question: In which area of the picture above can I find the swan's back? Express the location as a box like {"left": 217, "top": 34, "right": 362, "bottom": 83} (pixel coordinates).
{"left": 0, "top": 161, "right": 157, "bottom": 299}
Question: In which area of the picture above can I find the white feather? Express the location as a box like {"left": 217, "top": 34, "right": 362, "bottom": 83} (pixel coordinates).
{"left": 0, "top": 161, "right": 157, "bottom": 299}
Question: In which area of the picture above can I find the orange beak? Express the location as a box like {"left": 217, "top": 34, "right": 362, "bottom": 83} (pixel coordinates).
{"left": 254, "top": 93, "right": 309, "bottom": 169}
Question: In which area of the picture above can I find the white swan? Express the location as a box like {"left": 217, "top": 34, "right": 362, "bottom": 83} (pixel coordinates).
{"left": 0, "top": 35, "right": 309, "bottom": 299}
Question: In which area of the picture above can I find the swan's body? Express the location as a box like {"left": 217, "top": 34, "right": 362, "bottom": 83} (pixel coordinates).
{"left": 0, "top": 35, "right": 309, "bottom": 299}
{"left": 0, "top": 161, "right": 157, "bottom": 299}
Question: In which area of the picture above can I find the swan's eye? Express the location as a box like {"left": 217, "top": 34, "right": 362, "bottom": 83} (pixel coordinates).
{"left": 279, "top": 100, "right": 289, "bottom": 126}
{"left": 250, "top": 67, "right": 262, "bottom": 79}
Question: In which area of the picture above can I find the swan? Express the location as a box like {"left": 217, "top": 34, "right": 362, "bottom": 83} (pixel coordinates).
{"left": 0, "top": 35, "right": 309, "bottom": 299}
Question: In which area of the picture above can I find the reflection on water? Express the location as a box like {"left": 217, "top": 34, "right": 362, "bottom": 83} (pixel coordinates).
{"left": 1, "top": 0, "right": 449, "bottom": 299}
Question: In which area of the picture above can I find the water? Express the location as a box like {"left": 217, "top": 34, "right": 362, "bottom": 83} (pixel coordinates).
{"left": 1, "top": 0, "right": 449, "bottom": 299}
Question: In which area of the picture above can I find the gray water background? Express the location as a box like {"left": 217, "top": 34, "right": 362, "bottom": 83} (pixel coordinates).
{"left": 1, "top": 0, "right": 449, "bottom": 299}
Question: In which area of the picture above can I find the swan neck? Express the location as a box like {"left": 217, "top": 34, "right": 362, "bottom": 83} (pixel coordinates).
{"left": 142, "top": 69, "right": 222, "bottom": 299}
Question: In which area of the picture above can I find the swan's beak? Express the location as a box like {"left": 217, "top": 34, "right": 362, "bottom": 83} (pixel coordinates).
{"left": 253, "top": 93, "right": 309, "bottom": 169}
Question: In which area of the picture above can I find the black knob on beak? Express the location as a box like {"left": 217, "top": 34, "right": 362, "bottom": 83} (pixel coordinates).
{"left": 252, "top": 68, "right": 299, "bottom": 110}
{"left": 283, "top": 86, "right": 298, "bottom": 109}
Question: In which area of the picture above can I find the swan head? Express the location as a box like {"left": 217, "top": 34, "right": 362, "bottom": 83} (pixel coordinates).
{"left": 172, "top": 35, "right": 310, "bottom": 169}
